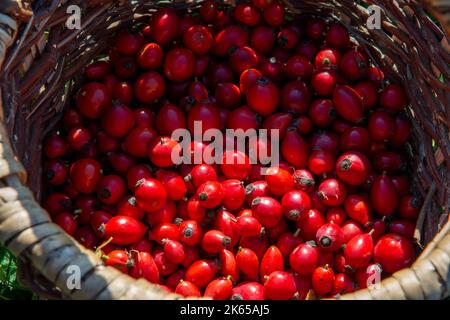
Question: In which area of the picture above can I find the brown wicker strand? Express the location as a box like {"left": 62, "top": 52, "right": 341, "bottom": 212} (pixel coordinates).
{"left": 0, "top": 0, "right": 448, "bottom": 300}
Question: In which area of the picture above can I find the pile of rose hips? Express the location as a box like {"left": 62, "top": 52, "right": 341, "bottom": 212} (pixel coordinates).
{"left": 42, "top": 0, "right": 420, "bottom": 300}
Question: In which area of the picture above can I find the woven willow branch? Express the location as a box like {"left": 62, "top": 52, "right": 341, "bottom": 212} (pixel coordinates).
{"left": 0, "top": 0, "right": 448, "bottom": 300}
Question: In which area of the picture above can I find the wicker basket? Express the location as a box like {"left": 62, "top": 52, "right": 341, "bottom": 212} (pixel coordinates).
{"left": 0, "top": 0, "right": 448, "bottom": 300}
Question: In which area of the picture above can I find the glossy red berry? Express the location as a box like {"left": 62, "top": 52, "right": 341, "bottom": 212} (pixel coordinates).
{"left": 325, "top": 207, "right": 347, "bottom": 226}
{"left": 201, "top": 230, "right": 231, "bottom": 254}
{"left": 155, "top": 169, "right": 187, "bottom": 201}
{"left": 316, "top": 223, "right": 344, "bottom": 252}
{"left": 183, "top": 25, "right": 213, "bottom": 55}
{"left": 262, "top": 1, "right": 285, "bottom": 27}
{"left": 134, "top": 178, "right": 167, "bottom": 212}
{"left": 231, "top": 282, "right": 265, "bottom": 300}
{"left": 370, "top": 174, "right": 399, "bottom": 216}
{"left": 333, "top": 85, "right": 364, "bottom": 124}
{"left": 67, "top": 126, "right": 92, "bottom": 151}
{"left": 315, "top": 48, "right": 341, "bottom": 70}
{"left": 336, "top": 151, "right": 371, "bottom": 186}
{"left": 281, "top": 190, "right": 311, "bottom": 221}
{"left": 368, "top": 110, "right": 395, "bottom": 142}
{"left": 74, "top": 226, "right": 98, "bottom": 250}
{"left": 197, "top": 181, "right": 224, "bottom": 209}
{"left": 251, "top": 196, "right": 282, "bottom": 228}
{"left": 344, "top": 194, "right": 372, "bottom": 226}
{"left": 374, "top": 234, "right": 415, "bottom": 273}
{"left": 264, "top": 271, "right": 297, "bottom": 300}
{"left": 153, "top": 250, "right": 178, "bottom": 276}
{"left": 281, "top": 130, "right": 310, "bottom": 168}
{"left": 340, "top": 219, "right": 362, "bottom": 242}
{"left": 204, "top": 277, "right": 233, "bottom": 300}
{"left": 200, "top": 0, "right": 219, "bottom": 22}
{"left": 44, "top": 159, "right": 68, "bottom": 186}
{"left": 289, "top": 242, "right": 319, "bottom": 276}
{"left": 162, "top": 239, "right": 186, "bottom": 264}
{"left": 312, "top": 72, "right": 338, "bottom": 97}
{"left": 179, "top": 220, "right": 203, "bottom": 246}
{"left": 221, "top": 150, "right": 252, "bottom": 181}
{"left": 176, "top": 280, "right": 201, "bottom": 297}
{"left": 306, "top": 17, "right": 327, "bottom": 40}
{"left": 54, "top": 212, "right": 78, "bottom": 236}
{"left": 280, "top": 80, "right": 312, "bottom": 114}
{"left": 278, "top": 28, "right": 298, "bottom": 49}
{"left": 339, "top": 127, "right": 371, "bottom": 153}
{"left": 388, "top": 219, "right": 416, "bottom": 240}
{"left": 185, "top": 259, "right": 219, "bottom": 288}
{"left": 76, "top": 83, "right": 111, "bottom": 119}
{"left": 234, "top": 3, "right": 261, "bottom": 26}
{"left": 236, "top": 216, "right": 264, "bottom": 238}
{"left": 307, "top": 149, "right": 335, "bottom": 176}
{"left": 149, "top": 136, "right": 180, "bottom": 168}
{"left": 246, "top": 77, "right": 280, "bottom": 116}
{"left": 292, "top": 169, "right": 315, "bottom": 193}
{"left": 219, "top": 249, "right": 240, "bottom": 282}
{"left": 398, "top": 195, "right": 421, "bottom": 221}
{"left": 129, "top": 251, "right": 160, "bottom": 283}
{"left": 122, "top": 127, "right": 157, "bottom": 158}
{"left": 151, "top": 8, "right": 179, "bottom": 44}
{"left": 297, "top": 209, "right": 325, "bottom": 241}
{"left": 260, "top": 245, "right": 284, "bottom": 279}
{"left": 312, "top": 265, "right": 335, "bottom": 296}
{"left": 333, "top": 273, "right": 356, "bottom": 295}
{"left": 147, "top": 201, "right": 177, "bottom": 226}
{"left": 326, "top": 23, "right": 350, "bottom": 49}
{"left": 380, "top": 84, "right": 408, "bottom": 113}
{"left": 163, "top": 48, "right": 196, "bottom": 82}
{"left": 101, "top": 216, "right": 148, "bottom": 245}
{"left": 344, "top": 233, "right": 374, "bottom": 269}
{"left": 101, "top": 103, "right": 135, "bottom": 138}
{"left": 265, "top": 167, "right": 295, "bottom": 197}
{"left": 339, "top": 50, "right": 368, "bottom": 80}
{"left": 187, "top": 100, "right": 221, "bottom": 135}
{"left": 236, "top": 247, "right": 260, "bottom": 281}
{"left": 96, "top": 175, "right": 126, "bottom": 205}
{"left": 285, "top": 55, "right": 314, "bottom": 79}
{"left": 220, "top": 179, "right": 246, "bottom": 211}
{"left": 44, "top": 134, "right": 68, "bottom": 158}
{"left": 231, "top": 46, "right": 260, "bottom": 75}
{"left": 70, "top": 158, "right": 103, "bottom": 194}
{"left": 317, "top": 178, "right": 347, "bottom": 207}
{"left": 134, "top": 71, "right": 166, "bottom": 104}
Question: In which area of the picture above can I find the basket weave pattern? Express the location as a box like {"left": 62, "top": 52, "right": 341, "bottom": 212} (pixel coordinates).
{"left": 0, "top": 0, "right": 448, "bottom": 299}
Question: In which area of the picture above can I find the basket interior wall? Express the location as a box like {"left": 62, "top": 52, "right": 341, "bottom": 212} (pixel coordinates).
{"left": 1, "top": 0, "right": 448, "bottom": 250}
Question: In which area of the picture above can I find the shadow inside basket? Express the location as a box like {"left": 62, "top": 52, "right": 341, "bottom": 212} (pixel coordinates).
{"left": 0, "top": 0, "right": 448, "bottom": 300}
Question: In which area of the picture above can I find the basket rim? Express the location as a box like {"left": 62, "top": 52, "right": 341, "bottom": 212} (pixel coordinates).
{"left": 0, "top": 0, "right": 449, "bottom": 300}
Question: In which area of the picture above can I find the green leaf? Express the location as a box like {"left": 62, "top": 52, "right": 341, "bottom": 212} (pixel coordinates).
{"left": 0, "top": 245, "right": 34, "bottom": 299}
